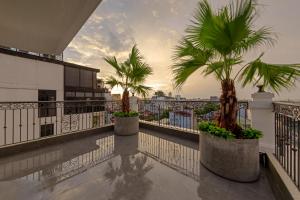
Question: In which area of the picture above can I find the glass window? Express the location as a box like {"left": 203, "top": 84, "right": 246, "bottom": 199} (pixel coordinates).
{"left": 65, "top": 66, "right": 80, "bottom": 87}
{"left": 38, "top": 90, "right": 56, "bottom": 117}
{"left": 85, "top": 92, "right": 93, "bottom": 97}
{"left": 95, "top": 93, "right": 103, "bottom": 97}
{"left": 40, "top": 124, "right": 54, "bottom": 137}
{"left": 65, "top": 91, "right": 76, "bottom": 97}
{"left": 76, "top": 92, "right": 85, "bottom": 97}
{"left": 80, "top": 69, "right": 93, "bottom": 88}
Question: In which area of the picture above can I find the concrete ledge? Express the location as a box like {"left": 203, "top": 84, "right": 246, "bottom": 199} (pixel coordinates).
{"left": 0, "top": 125, "right": 114, "bottom": 158}
{"left": 265, "top": 153, "right": 300, "bottom": 200}
{"left": 139, "top": 122, "right": 199, "bottom": 142}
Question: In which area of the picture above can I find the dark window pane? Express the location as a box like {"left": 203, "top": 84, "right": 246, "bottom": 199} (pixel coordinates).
{"left": 80, "top": 69, "right": 93, "bottom": 88}
{"left": 38, "top": 90, "right": 56, "bottom": 117}
{"left": 65, "top": 66, "right": 80, "bottom": 87}
{"left": 93, "top": 72, "right": 97, "bottom": 89}
{"left": 40, "top": 124, "right": 54, "bottom": 137}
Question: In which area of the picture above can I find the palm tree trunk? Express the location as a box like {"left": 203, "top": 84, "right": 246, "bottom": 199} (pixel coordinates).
{"left": 122, "top": 89, "right": 130, "bottom": 113}
{"left": 218, "top": 79, "right": 241, "bottom": 136}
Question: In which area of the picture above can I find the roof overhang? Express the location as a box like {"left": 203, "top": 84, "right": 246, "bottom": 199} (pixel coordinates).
{"left": 0, "top": 0, "right": 102, "bottom": 55}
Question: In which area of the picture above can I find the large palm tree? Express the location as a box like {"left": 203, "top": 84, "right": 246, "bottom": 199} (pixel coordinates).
{"left": 172, "top": 0, "right": 300, "bottom": 137}
{"left": 105, "top": 45, "right": 153, "bottom": 113}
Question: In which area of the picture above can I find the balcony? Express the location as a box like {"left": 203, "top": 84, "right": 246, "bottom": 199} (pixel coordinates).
{"left": 0, "top": 100, "right": 298, "bottom": 199}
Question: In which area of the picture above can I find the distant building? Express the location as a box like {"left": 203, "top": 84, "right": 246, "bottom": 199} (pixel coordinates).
{"left": 112, "top": 94, "right": 121, "bottom": 101}
{"left": 175, "top": 95, "right": 186, "bottom": 100}
{"left": 0, "top": 48, "right": 109, "bottom": 102}
{"left": 0, "top": 0, "right": 105, "bottom": 143}
{"left": 210, "top": 96, "right": 219, "bottom": 101}
{"left": 169, "top": 109, "right": 197, "bottom": 129}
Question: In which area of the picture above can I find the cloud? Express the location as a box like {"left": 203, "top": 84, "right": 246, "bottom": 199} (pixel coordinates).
{"left": 64, "top": 0, "right": 300, "bottom": 100}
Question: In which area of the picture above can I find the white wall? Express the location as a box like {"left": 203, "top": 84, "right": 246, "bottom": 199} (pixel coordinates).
{"left": 0, "top": 53, "right": 64, "bottom": 101}
{"left": 249, "top": 92, "right": 275, "bottom": 153}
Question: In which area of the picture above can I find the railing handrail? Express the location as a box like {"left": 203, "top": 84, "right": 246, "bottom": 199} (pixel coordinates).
{"left": 0, "top": 100, "right": 121, "bottom": 104}
{"left": 141, "top": 99, "right": 249, "bottom": 103}
{"left": 273, "top": 101, "right": 300, "bottom": 107}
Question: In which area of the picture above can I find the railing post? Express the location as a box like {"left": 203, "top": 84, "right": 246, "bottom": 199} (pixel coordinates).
{"left": 158, "top": 105, "right": 161, "bottom": 126}
{"left": 129, "top": 96, "right": 138, "bottom": 112}
{"left": 249, "top": 91, "right": 275, "bottom": 153}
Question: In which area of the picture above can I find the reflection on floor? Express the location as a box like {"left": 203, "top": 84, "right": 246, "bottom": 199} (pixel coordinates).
{"left": 0, "top": 129, "right": 275, "bottom": 200}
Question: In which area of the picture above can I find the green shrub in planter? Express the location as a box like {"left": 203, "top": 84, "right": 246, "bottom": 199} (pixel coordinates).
{"left": 198, "top": 121, "right": 235, "bottom": 139}
{"left": 113, "top": 111, "right": 139, "bottom": 118}
{"left": 198, "top": 121, "right": 262, "bottom": 140}
{"left": 242, "top": 128, "right": 263, "bottom": 139}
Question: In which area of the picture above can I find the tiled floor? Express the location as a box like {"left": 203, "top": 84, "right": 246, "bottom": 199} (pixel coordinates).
{"left": 0, "top": 129, "right": 275, "bottom": 200}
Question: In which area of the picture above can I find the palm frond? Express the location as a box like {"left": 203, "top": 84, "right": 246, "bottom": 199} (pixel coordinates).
{"left": 103, "top": 45, "right": 152, "bottom": 92}
{"left": 129, "top": 44, "right": 144, "bottom": 67}
{"left": 186, "top": 0, "right": 213, "bottom": 49}
{"left": 129, "top": 84, "right": 152, "bottom": 98}
{"left": 204, "top": 58, "right": 242, "bottom": 80}
{"left": 130, "top": 63, "right": 153, "bottom": 84}
{"left": 105, "top": 76, "right": 123, "bottom": 89}
{"left": 240, "top": 56, "right": 300, "bottom": 92}
{"left": 103, "top": 56, "right": 123, "bottom": 78}
{"left": 235, "top": 27, "right": 275, "bottom": 54}
{"left": 172, "top": 38, "right": 213, "bottom": 87}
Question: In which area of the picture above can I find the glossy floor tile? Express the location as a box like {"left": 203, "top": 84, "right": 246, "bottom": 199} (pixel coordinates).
{"left": 0, "top": 129, "right": 275, "bottom": 200}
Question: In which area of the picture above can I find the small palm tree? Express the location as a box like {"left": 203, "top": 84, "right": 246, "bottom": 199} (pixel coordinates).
{"left": 105, "top": 45, "right": 153, "bottom": 113}
{"left": 172, "top": 0, "right": 300, "bottom": 136}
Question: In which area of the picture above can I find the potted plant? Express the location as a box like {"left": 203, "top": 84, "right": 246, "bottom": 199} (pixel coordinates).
{"left": 105, "top": 45, "right": 153, "bottom": 136}
{"left": 172, "top": 0, "right": 300, "bottom": 182}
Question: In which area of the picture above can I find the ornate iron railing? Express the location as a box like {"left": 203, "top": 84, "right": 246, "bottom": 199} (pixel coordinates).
{"left": 0, "top": 100, "right": 121, "bottom": 147}
{"left": 138, "top": 99, "right": 250, "bottom": 133}
{"left": 274, "top": 102, "right": 300, "bottom": 190}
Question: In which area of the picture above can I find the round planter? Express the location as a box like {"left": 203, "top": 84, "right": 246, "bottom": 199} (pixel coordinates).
{"left": 200, "top": 132, "right": 259, "bottom": 182}
{"left": 114, "top": 116, "right": 139, "bottom": 136}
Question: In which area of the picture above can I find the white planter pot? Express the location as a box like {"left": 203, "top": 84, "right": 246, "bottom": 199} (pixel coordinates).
{"left": 200, "top": 132, "right": 259, "bottom": 182}
{"left": 114, "top": 116, "right": 139, "bottom": 136}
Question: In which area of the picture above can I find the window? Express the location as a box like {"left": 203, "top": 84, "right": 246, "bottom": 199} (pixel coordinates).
{"left": 80, "top": 69, "right": 93, "bottom": 88}
{"left": 65, "top": 66, "right": 80, "bottom": 87}
{"left": 65, "top": 91, "right": 76, "bottom": 97}
{"left": 85, "top": 92, "right": 93, "bottom": 97}
{"left": 95, "top": 93, "right": 103, "bottom": 97}
{"left": 38, "top": 90, "right": 56, "bottom": 117}
{"left": 40, "top": 124, "right": 54, "bottom": 137}
{"left": 76, "top": 92, "right": 84, "bottom": 97}
{"left": 93, "top": 72, "right": 97, "bottom": 89}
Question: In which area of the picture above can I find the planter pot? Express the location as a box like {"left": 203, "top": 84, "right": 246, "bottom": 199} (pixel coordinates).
{"left": 114, "top": 116, "right": 139, "bottom": 136}
{"left": 200, "top": 132, "right": 259, "bottom": 182}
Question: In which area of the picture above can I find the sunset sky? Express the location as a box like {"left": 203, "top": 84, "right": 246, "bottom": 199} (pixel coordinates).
{"left": 64, "top": 0, "right": 300, "bottom": 100}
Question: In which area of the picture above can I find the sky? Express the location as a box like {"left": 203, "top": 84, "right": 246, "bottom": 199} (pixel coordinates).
{"left": 64, "top": 0, "right": 300, "bottom": 100}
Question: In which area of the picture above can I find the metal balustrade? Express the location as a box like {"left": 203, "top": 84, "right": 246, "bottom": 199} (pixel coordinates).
{"left": 0, "top": 99, "right": 250, "bottom": 147}
{"left": 138, "top": 99, "right": 250, "bottom": 133}
{"left": 0, "top": 100, "right": 121, "bottom": 147}
{"left": 274, "top": 102, "right": 300, "bottom": 190}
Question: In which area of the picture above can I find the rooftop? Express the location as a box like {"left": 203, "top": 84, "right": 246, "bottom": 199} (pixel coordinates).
{"left": 0, "top": 128, "right": 275, "bottom": 200}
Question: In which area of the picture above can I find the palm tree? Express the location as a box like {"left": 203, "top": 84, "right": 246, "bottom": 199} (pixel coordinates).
{"left": 172, "top": 0, "right": 300, "bottom": 137}
{"left": 105, "top": 45, "right": 153, "bottom": 113}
